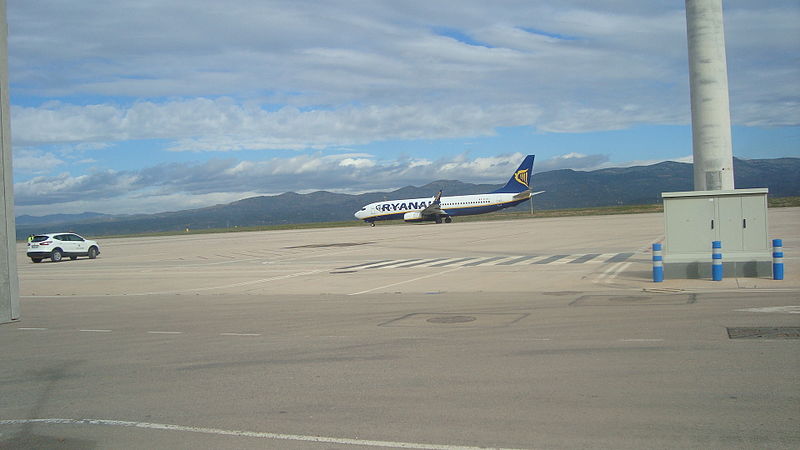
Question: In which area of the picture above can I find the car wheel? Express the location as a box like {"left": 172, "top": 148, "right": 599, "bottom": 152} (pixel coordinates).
{"left": 31, "top": 258, "right": 42, "bottom": 263}
{"left": 51, "top": 249, "right": 63, "bottom": 262}
{"left": 88, "top": 247, "right": 98, "bottom": 259}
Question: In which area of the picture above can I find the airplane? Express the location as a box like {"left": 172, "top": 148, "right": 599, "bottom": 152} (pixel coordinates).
{"left": 354, "top": 155, "right": 544, "bottom": 226}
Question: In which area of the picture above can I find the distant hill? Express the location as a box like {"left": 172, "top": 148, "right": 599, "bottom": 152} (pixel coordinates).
{"left": 16, "top": 212, "right": 111, "bottom": 226}
{"left": 16, "top": 157, "right": 800, "bottom": 238}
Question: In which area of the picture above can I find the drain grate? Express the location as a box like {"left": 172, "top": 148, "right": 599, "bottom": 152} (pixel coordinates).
{"left": 726, "top": 327, "right": 800, "bottom": 339}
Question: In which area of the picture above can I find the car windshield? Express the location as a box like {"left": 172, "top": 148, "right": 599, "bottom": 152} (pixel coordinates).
{"left": 31, "top": 236, "right": 49, "bottom": 243}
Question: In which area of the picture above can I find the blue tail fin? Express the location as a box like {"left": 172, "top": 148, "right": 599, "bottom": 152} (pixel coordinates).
{"left": 493, "top": 155, "right": 535, "bottom": 193}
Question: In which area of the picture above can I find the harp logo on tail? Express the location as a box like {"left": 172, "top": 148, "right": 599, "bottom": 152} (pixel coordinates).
{"left": 514, "top": 169, "right": 529, "bottom": 187}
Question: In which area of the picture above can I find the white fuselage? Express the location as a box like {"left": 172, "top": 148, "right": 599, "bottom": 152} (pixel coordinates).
{"left": 354, "top": 192, "right": 529, "bottom": 223}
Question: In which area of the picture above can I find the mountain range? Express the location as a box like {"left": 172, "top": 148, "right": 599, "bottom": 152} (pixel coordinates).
{"left": 16, "top": 157, "right": 800, "bottom": 238}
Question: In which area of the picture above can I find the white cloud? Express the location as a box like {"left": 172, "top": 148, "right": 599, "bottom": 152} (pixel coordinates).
{"left": 12, "top": 101, "right": 541, "bottom": 150}
{"left": 338, "top": 157, "right": 376, "bottom": 169}
{"left": 12, "top": 148, "right": 65, "bottom": 174}
{"left": 6, "top": 1, "right": 798, "bottom": 216}
{"left": 8, "top": 0, "right": 799, "bottom": 143}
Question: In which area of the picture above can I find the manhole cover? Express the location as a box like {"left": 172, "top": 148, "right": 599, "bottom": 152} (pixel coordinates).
{"left": 427, "top": 315, "right": 477, "bottom": 324}
{"left": 726, "top": 327, "right": 800, "bottom": 339}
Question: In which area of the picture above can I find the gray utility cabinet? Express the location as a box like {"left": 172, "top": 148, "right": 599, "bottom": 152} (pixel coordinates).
{"left": 662, "top": 188, "right": 770, "bottom": 278}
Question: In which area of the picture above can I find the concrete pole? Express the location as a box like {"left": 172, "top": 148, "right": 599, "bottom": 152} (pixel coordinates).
{"left": 0, "top": 0, "right": 20, "bottom": 323}
{"left": 685, "top": 0, "right": 735, "bottom": 191}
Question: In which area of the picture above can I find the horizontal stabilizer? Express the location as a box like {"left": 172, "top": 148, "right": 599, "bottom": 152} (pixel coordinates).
{"left": 512, "top": 190, "right": 532, "bottom": 200}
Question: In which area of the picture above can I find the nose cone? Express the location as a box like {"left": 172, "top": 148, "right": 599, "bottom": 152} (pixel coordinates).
{"left": 354, "top": 209, "right": 366, "bottom": 220}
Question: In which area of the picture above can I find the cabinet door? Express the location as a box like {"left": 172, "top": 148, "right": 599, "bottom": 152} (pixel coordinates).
{"left": 741, "top": 195, "right": 768, "bottom": 251}
{"left": 716, "top": 196, "right": 744, "bottom": 251}
{"left": 665, "top": 197, "right": 715, "bottom": 253}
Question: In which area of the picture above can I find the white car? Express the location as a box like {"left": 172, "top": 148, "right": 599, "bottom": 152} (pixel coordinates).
{"left": 27, "top": 232, "right": 100, "bottom": 263}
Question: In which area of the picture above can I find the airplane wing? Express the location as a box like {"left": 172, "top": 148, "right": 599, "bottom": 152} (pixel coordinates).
{"left": 419, "top": 190, "right": 444, "bottom": 217}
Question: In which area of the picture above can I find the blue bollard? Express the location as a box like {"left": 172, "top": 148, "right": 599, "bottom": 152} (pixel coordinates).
{"left": 712, "top": 241, "right": 723, "bottom": 281}
{"left": 652, "top": 243, "right": 664, "bottom": 282}
{"left": 773, "top": 239, "right": 784, "bottom": 280}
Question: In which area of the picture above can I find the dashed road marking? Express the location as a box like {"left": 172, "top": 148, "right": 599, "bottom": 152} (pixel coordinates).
{"left": 532, "top": 254, "right": 570, "bottom": 264}
{"left": 17, "top": 327, "right": 48, "bottom": 331}
{"left": 568, "top": 253, "right": 602, "bottom": 264}
{"left": 80, "top": 329, "right": 112, "bottom": 333}
{"left": 496, "top": 255, "right": 539, "bottom": 265}
{"left": 463, "top": 256, "right": 508, "bottom": 266}
{"left": 147, "top": 331, "right": 183, "bottom": 335}
{"left": 336, "top": 252, "right": 640, "bottom": 271}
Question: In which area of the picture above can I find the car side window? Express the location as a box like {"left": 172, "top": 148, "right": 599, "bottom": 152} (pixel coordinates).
{"left": 54, "top": 235, "right": 67, "bottom": 241}
{"left": 69, "top": 234, "right": 84, "bottom": 242}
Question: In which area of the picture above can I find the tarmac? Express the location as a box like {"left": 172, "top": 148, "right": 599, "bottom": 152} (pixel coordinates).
{"left": 1, "top": 208, "right": 798, "bottom": 449}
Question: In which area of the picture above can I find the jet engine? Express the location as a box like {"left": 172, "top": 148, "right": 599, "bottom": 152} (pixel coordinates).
{"left": 403, "top": 211, "right": 424, "bottom": 222}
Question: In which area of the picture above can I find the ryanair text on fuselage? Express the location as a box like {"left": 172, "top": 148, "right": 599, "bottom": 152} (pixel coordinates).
{"left": 354, "top": 155, "right": 543, "bottom": 226}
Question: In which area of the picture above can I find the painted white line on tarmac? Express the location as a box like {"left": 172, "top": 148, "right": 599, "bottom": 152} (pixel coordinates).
{"left": 584, "top": 253, "right": 617, "bottom": 264}
{"left": 17, "top": 327, "right": 48, "bottom": 331}
{"left": 22, "top": 269, "right": 327, "bottom": 298}
{"left": 0, "top": 418, "right": 526, "bottom": 450}
{"left": 79, "top": 329, "right": 112, "bottom": 333}
{"left": 735, "top": 306, "right": 800, "bottom": 314}
{"left": 594, "top": 261, "right": 632, "bottom": 284}
{"left": 349, "top": 267, "right": 463, "bottom": 296}
{"left": 147, "top": 331, "right": 183, "bottom": 335}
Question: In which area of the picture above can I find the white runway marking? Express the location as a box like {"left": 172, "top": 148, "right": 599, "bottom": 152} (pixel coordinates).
{"left": 0, "top": 418, "right": 526, "bottom": 450}
{"left": 79, "top": 329, "right": 112, "bottom": 333}
{"left": 17, "top": 327, "right": 48, "bottom": 331}
{"left": 147, "top": 331, "right": 183, "bottom": 335}
{"left": 594, "top": 261, "right": 632, "bottom": 284}
{"left": 735, "top": 306, "right": 800, "bottom": 314}
{"left": 22, "top": 269, "right": 327, "bottom": 298}
{"left": 349, "top": 267, "right": 463, "bottom": 296}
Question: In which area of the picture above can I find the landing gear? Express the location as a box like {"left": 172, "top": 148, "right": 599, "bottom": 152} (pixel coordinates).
{"left": 444, "top": 216, "right": 452, "bottom": 223}
{"left": 369, "top": 222, "right": 375, "bottom": 227}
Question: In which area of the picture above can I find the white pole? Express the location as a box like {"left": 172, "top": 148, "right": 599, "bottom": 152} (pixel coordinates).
{"left": 0, "top": 0, "right": 20, "bottom": 323}
{"left": 685, "top": 0, "right": 735, "bottom": 191}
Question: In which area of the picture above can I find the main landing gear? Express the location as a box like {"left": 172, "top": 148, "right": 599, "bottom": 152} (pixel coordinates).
{"left": 434, "top": 216, "right": 453, "bottom": 224}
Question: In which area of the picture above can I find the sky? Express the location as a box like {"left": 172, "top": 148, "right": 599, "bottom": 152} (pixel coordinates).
{"left": 7, "top": 0, "right": 800, "bottom": 216}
